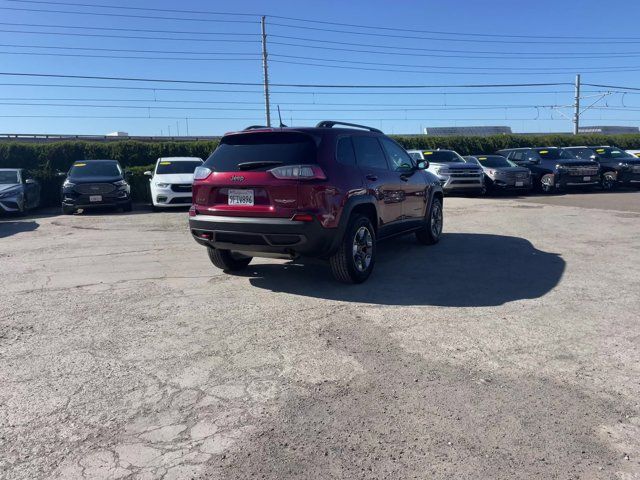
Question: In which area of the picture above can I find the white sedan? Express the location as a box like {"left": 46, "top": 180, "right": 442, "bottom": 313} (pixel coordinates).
{"left": 145, "top": 157, "right": 203, "bottom": 208}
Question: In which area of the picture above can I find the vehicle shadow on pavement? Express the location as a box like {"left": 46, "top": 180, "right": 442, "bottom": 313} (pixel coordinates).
{"left": 239, "top": 233, "right": 565, "bottom": 306}
{"left": 0, "top": 220, "right": 39, "bottom": 238}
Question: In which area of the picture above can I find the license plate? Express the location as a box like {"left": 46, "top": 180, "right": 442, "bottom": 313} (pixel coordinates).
{"left": 583, "top": 176, "right": 590, "bottom": 181}
{"left": 89, "top": 195, "right": 102, "bottom": 202}
{"left": 228, "top": 189, "right": 254, "bottom": 206}
{"left": 515, "top": 181, "right": 524, "bottom": 187}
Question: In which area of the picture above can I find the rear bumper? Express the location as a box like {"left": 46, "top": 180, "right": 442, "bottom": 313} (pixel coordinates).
{"left": 189, "top": 214, "right": 337, "bottom": 257}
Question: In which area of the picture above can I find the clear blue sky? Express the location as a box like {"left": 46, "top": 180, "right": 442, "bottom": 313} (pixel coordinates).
{"left": 1, "top": 0, "right": 640, "bottom": 136}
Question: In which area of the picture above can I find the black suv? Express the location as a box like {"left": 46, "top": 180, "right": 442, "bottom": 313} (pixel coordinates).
{"left": 563, "top": 146, "right": 640, "bottom": 190}
{"left": 496, "top": 147, "right": 600, "bottom": 193}
{"left": 189, "top": 121, "right": 444, "bottom": 284}
{"left": 61, "top": 159, "right": 132, "bottom": 214}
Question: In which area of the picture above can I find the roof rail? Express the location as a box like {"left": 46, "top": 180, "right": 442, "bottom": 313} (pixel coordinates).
{"left": 243, "top": 125, "right": 270, "bottom": 131}
{"left": 315, "top": 120, "right": 382, "bottom": 133}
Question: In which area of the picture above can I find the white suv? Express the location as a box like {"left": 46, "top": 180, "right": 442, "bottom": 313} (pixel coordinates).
{"left": 407, "top": 149, "right": 485, "bottom": 195}
{"left": 145, "top": 157, "right": 203, "bottom": 208}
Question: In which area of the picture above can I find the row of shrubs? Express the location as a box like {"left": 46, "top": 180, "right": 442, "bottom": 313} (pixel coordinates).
{"left": 2, "top": 134, "right": 640, "bottom": 207}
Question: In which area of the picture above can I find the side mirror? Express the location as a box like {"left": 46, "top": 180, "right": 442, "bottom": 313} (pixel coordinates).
{"left": 144, "top": 170, "right": 152, "bottom": 177}
{"left": 417, "top": 160, "right": 429, "bottom": 170}
{"left": 25, "top": 178, "right": 35, "bottom": 184}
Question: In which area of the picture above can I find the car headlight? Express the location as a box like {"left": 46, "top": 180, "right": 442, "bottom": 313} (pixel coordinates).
{"left": 63, "top": 179, "right": 75, "bottom": 188}
{"left": 556, "top": 164, "right": 567, "bottom": 171}
{"left": 618, "top": 162, "right": 630, "bottom": 168}
{"left": 114, "top": 179, "right": 128, "bottom": 187}
{"left": 155, "top": 182, "right": 170, "bottom": 188}
{"left": 194, "top": 166, "right": 212, "bottom": 180}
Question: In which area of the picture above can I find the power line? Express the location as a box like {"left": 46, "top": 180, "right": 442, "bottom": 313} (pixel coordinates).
{"left": 0, "top": 21, "right": 257, "bottom": 36}
{"left": 583, "top": 83, "right": 640, "bottom": 92}
{"left": 6, "top": 0, "right": 258, "bottom": 17}
{"left": 0, "top": 101, "right": 564, "bottom": 112}
{"left": 270, "top": 59, "right": 640, "bottom": 76}
{"left": 0, "top": 82, "right": 580, "bottom": 96}
{"left": 0, "top": 72, "right": 574, "bottom": 88}
{"left": 268, "top": 21, "right": 640, "bottom": 45}
{"left": 0, "top": 51, "right": 262, "bottom": 62}
{"left": 10, "top": 0, "right": 640, "bottom": 42}
{"left": 0, "top": 28, "right": 260, "bottom": 43}
{"left": 270, "top": 35, "right": 640, "bottom": 59}
{"left": 0, "top": 43, "right": 259, "bottom": 56}
{"left": 270, "top": 53, "right": 640, "bottom": 72}
{"left": 0, "top": 6, "right": 257, "bottom": 24}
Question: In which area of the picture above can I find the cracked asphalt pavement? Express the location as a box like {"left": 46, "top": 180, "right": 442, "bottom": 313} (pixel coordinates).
{"left": 1, "top": 191, "right": 639, "bottom": 479}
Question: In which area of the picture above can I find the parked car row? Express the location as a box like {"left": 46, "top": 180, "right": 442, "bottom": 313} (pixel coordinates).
{"left": 408, "top": 146, "right": 640, "bottom": 195}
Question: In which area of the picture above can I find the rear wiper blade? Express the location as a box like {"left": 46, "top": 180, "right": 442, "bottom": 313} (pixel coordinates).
{"left": 237, "top": 161, "right": 283, "bottom": 170}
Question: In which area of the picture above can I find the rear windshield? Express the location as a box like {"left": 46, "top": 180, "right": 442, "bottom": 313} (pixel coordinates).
{"left": 473, "top": 156, "right": 513, "bottom": 168}
{"left": 156, "top": 160, "right": 202, "bottom": 175}
{"left": 591, "top": 147, "right": 635, "bottom": 159}
{"left": 422, "top": 151, "right": 464, "bottom": 163}
{"left": 69, "top": 161, "right": 121, "bottom": 177}
{"left": 205, "top": 132, "right": 318, "bottom": 172}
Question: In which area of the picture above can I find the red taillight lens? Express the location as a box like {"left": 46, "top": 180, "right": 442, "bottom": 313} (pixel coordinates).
{"left": 291, "top": 213, "right": 314, "bottom": 222}
{"left": 269, "top": 165, "right": 326, "bottom": 180}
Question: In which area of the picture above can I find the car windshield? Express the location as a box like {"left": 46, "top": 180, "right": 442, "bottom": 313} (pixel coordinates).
{"left": 535, "top": 149, "right": 575, "bottom": 160}
{"left": 0, "top": 171, "right": 19, "bottom": 184}
{"left": 69, "top": 161, "right": 122, "bottom": 177}
{"left": 473, "top": 156, "right": 513, "bottom": 168}
{"left": 423, "top": 151, "right": 464, "bottom": 163}
{"left": 205, "top": 132, "right": 318, "bottom": 172}
{"left": 592, "top": 147, "right": 635, "bottom": 159}
{"left": 566, "top": 148, "right": 595, "bottom": 160}
{"left": 156, "top": 160, "right": 203, "bottom": 175}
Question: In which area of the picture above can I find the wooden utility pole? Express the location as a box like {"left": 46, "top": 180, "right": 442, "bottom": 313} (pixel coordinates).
{"left": 261, "top": 16, "right": 271, "bottom": 127}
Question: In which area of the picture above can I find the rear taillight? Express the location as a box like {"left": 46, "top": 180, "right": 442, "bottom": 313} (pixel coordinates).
{"left": 291, "top": 213, "right": 314, "bottom": 222}
{"left": 268, "top": 165, "right": 326, "bottom": 180}
{"left": 194, "top": 166, "right": 212, "bottom": 180}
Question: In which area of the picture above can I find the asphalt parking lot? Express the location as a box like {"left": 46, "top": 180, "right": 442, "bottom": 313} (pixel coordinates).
{"left": 1, "top": 191, "right": 640, "bottom": 480}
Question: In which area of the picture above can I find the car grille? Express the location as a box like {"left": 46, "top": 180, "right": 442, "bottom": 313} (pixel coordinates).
{"left": 504, "top": 172, "right": 529, "bottom": 180}
{"left": 564, "top": 166, "right": 599, "bottom": 176}
{"left": 74, "top": 183, "right": 116, "bottom": 194}
{"left": 171, "top": 183, "right": 192, "bottom": 193}
{"left": 448, "top": 169, "right": 483, "bottom": 177}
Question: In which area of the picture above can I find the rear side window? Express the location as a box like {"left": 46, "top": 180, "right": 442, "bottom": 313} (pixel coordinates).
{"left": 205, "top": 132, "right": 318, "bottom": 172}
{"left": 336, "top": 137, "right": 356, "bottom": 166}
{"left": 380, "top": 137, "right": 414, "bottom": 171}
{"left": 352, "top": 136, "right": 388, "bottom": 170}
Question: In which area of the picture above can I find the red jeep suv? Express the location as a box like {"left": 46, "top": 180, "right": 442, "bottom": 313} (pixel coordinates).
{"left": 189, "top": 121, "right": 444, "bottom": 283}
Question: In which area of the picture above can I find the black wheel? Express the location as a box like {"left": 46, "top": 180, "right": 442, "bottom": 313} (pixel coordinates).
{"left": 416, "top": 197, "right": 443, "bottom": 245}
{"left": 207, "top": 247, "right": 252, "bottom": 272}
{"left": 62, "top": 205, "right": 75, "bottom": 215}
{"left": 601, "top": 172, "right": 617, "bottom": 191}
{"left": 540, "top": 174, "right": 556, "bottom": 194}
{"left": 329, "top": 214, "right": 376, "bottom": 284}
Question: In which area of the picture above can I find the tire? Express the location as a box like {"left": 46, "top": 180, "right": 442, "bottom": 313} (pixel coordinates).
{"left": 416, "top": 197, "right": 443, "bottom": 245}
{"left": 540, "top": 174, "right": 556, "bottom": 194}
{"left": 62, "top": 205, "right": 75, "bottom": 215}
{"left": 329, "top": 214, "right": 376, "bottom": 284}
{"left": 207, "top": 247, "right": 252, "bottom": 272}
{"left": 601, "top": 172, "right": 617, "bottom": 191}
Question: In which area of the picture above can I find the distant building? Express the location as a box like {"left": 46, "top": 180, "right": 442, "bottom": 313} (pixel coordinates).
{"left": 424, "top": 126, "right": 512, "bottom": 136}
{"left": 577, "top": 126, "right": 639, "bottom": 135}
{"left": 106, "top": 131, "right": 129, "bottom": 137}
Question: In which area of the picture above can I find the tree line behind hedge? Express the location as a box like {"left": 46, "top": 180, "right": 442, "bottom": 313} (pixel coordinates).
{"left": 1, "top": 134, "right": 639, "bottom": 206}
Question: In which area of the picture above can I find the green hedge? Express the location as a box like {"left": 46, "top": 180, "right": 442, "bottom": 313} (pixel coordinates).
{"left": 2, "top": 135, "right": 640, "bottom": 207}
